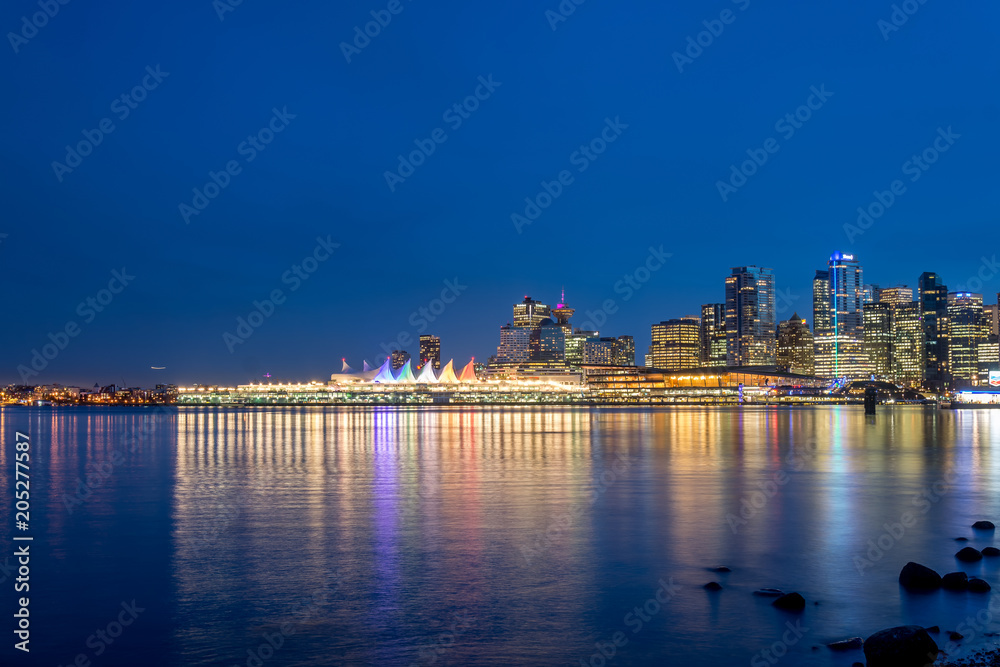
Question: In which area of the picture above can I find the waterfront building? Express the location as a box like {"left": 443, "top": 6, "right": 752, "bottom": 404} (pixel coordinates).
{"left": 892, "top": 302, "right": 925, "bottom": 387}
{"left": 532, "top": 319, "right": 566, "bottom": 363}
{"left": 583, "top": 337, "right": 618, "bottom": 365}
{"left": 700, "top": 303, "right": 727, "bottom": 367}
{"left": 863, "top": 302, "right": 893, "bottom": 379}
{"left": 919, "top": 272, "right": 949, "bottom": 390}
{"left": 419, "top": 334, "right": 441, "bottom": 370}
{"left": 978, "top": 335, "right": 999, "bottom": 386}
{"left": 565, "top": 329, "right": 599, "bottom": 366}
{"left": 947, "top": 292, "right": 986, "bottom": 388}
{"left": 390, "top": 349, "right": 410, "bottom": 371}
{"left": 614, "top": 335, "right": 636, "bottom": 367}
{"left": 813, "top": 253, "right": 867, "bottom": 379}
{"left": 776, "top": 314, "right": 814, "bottom": 375}
{"left": 813, "top": 270, "right": 835, "bottom": 378}
{"left": 496, "top": 325, "right": 531, "bottom": 364}
{"left": 651, "top": 318, "right": 701, "bottom": 370}
{"left": 725, "top": 266, "right": 776, "bottom": 366}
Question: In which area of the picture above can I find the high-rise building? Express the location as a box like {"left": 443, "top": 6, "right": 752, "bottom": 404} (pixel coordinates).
{"left": 390, "top": 349, "right": 411, "bottom": 371}
{"left": 880, "top": 286, "right": 913, "bottom": 308}
{"left": 978, "top": 335, "right": 999, "bottom": 386}
{"left": 643, "top": 352, "right": 653, "bottom": 367}
{"left": 565, "top": 329, "right": 598, "bottom": 367}
{"left": 419, "top": 334, "right": 441, "bottom": 370}
{"left": 892, "top": 302, "right": 924, "bottom": 387}
{"left": 947, "top": 292, "right": 986, "bottom": 388}
{"left": 725, "top": 266, "right": 776, "bottom": 366}
{"left": 551, "top": 288, "right": 575, "bottom": 337}
{"left": 776, "top": 314, "right": 814, "bottom": 375}
{"left": 983, "top": 303, "right": 999, "bottom": 338}
{"left": 496, "top": 325, "right": 531, "bottom": 364}
{"left": 919, "top": 272, "right": 949, "bottom": 390}
{"left": 651, "top": 318, "right": 701, "bottom": 370}
{"left": 583, "top": 337, "right": 618, "bottom": 365}
{"left": 614, "top": 335, "right": 635, "bottom": 366}
{"left": 863, "top": 302, "right": 893, "bottom": 379}
{"left": 514, "top": 296, "right": 551, "bottom": 329}
{"left": 532, "top": 319, "right": 566, "bottom": 363}
{"left": 700, "top": 304, "right": 727, "bottom": 367}
{"left": 813, "top": 253, "right": 867, "bottom": 378}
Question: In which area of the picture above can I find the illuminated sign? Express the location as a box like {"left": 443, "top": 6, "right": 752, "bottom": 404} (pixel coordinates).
{"left": 990, "top": 371, "right": 1000, "bottom": 387}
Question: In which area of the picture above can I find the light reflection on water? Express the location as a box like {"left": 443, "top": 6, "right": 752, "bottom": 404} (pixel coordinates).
{"left": 1, "top": 405, "right": 999, "bottom": 666}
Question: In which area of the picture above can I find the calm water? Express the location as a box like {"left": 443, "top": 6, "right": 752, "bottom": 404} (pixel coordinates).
{"left": 1, "top": 405, "right": 999, "bottom": 666}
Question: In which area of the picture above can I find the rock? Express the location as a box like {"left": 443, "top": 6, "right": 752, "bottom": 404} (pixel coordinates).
{"left": 968, "top": 578, "right": 992, "bottom": 593}
{"left": 772, "top": 592, "right": 806, "bottom": 611}
{"left": 973, "top": 520, "right": 996, "bottom": 530}
{"left": 956, "top": 546, "right": 983, "bottom": 562}
{"left": 899, "top": 562, "right": 942, "bottom": 590}
{"left": 710, "top": 566, "right": 731, "bottom": 572}
{"left": 752, "top": 588, "right": 784, "bottom": 597}
{"left": 703, "top": 581, "right": 723, "bottom": 591}
{"left": 925, "top": 626, "right": 940, "bottom": 633}
{"left": 983, "top": 547, "right": 1000, "bottom": 557}
{"left": 942, "top": 572, "right": 969, "bottom": 591}
{"left": 827, "top": 637, "right": 863, "bottom": 651}
{"left": 955, "top": 536, "right": 969, "bottom": 541}
{"left": 950, "top": 631, "right": 964, "bottom": 641}
{"left": 863, "top": 625, "right": 939, "bottom": 667}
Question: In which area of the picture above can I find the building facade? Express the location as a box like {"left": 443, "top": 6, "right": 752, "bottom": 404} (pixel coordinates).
{"left": 700, "top": 303, "right": 727, "bottom": 367}
{"left": 419, "top": 334, "right": 441, "bottom": 370}
{"left": 947, "top": 292, "right": 986, "bottom": 388}
{"left": 651, "top": 318, "right": 701, "bottom": 370}
{"left": 863, "top": 302, "right": 893, "bottom": 379}
{"left": 725, "top": 266, "right": 776, "bottom": 366}
{"left": 919, "top": 272, "right": 949, "bottom": 390}
{"left": 892, "top": 302, "right": 925, "bottom": 387}
{"left": 776, "top": 314, "right": 814, "bottom": 375}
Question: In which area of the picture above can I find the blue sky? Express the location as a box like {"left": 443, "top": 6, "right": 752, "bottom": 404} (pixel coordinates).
{"left": 2, "top": 0, "right": 998, "bottom": 386}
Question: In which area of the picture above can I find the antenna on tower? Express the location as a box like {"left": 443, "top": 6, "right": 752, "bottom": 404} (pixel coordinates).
{"left": 561, "top": 286, "right": 565, "bottom": 303}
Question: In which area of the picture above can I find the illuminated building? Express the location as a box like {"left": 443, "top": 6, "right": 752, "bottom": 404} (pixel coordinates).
{"left": 947, "top": 292, "right": 986, "bottom": 388}
{"left": 700, "top": 303, "right": 727, "bottom": 367}
{"left": 725, "top": 266, "right": 776, "bottom": 366}
{"left": 614, "top": 335, "right": 635, "bottom": 366}
{"left": 776, "top": 313, "right": 814, "bottom": 375}
{"left": 419, "top": 334, "right": 441, "bottom": 370}
{"left": 880, "top": 286, "right": 913, "bottom": 308}
{"left": 583, "top": 337, "right": 617, "bottom": 365}
{"left": 551, "top": 288, "right": 575, "bottom": 337}
{"left": 651, "top": 318, "right": 701, "bottom": 370}
{"left": 565, "top": 329, "right": 599, "bottom": 366}
{"left": 919, "top": 272, "right": 949, "bottom": 390}
{"left": 496, "top": 325, "right": 531, "bottom": 364}
{"left": 978, "top": 335, "right": 999, "bottom": 386}
{"left": 983, "top": 303, "right": 999, "bottom": 337}
{"left": 812, "top": 270, "right": 835, "bottom": 378}
{"left": 390, "top": 349, "right": 410, "bottom": 371}
{"left": 513, "top": 296, "right": 550, "bottom": 329}
{"left": 813, "top": 253, "right": 867, "bottom": 379}
{"left": 532, "top": 318, "right": 566, "bottom": 363}
{"left": 863, "top": 302, "right": 893, "bottom": 378}
{"left": 892, "top": 302, "right": 924, "bottom": 387}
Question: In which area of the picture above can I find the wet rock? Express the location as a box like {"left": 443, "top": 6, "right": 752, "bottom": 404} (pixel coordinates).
{"left": 925, "top": 626, "right": 940, "bottom": 633}
{"left": 956, "top": 546, "right": 983, "bottom": 562}
{"left": 968, "top": 578, "right": 992, "bottom": 593}
{"left": 955, "top": 536, "right": 969, "bottom": 541}
{"left": 710, "top": 566, "right": 731, "bottom": 572}
{"left": 827, "top": 637, "right": 863, "bottom": 651}
{"left": 863, "top": 625, "right": 939, "bottom": 667}
{"left": 983, "top": 547, "right": 1000, "bottom": 557}
{"left": 703, "top": 581, "right": 723, "bottom": 591}
{"left": 752, "top": 588, "right": 784, "bottom": 597}
{"left": 950, "top": 631, "right": 964, "bottom": 641}
{"left": 772, "top": 592, "right": 806, "bottom": 611}
{"left": 942, "top": 572, "right": 969, "bottom": 591}
{"left": 972, "top": 520, "right": 996, "bottom": 530}
{"left": 899, "top": 562, "right": 942, "bottom": 590}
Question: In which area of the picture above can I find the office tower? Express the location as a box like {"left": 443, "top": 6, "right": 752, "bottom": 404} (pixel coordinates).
{"left": 419, "top": 334, "right": 441, "bottom": 370}
{"left": 984, "top": 303, "right": 999, "bottom": 338}
{"left": 725, "top": 266, "right": 776, "bottom": 366}
{"left": 514, "top": 296, "right": 551, "bottom": 329}
{"left": 864, "top": 284, "right": 881, "bottom": 304}
{"left": 863, "top": 302, "right": 893, "bottom": 378}
{"left": 947, "top": 292, "right": 986, "bottom": 388}
{"left": 551, "top": 288, "right": 575, "bottom": 337}
{"left": 892, "top": 302, "right": 924, "bottom": 387}
{"left": 700, "top": 304, "right": 727, "bottom": 367}
{"left": 532, "top": 319, "right": 566, "bottom": 363}
{"left": 614, "top": 335, "right": 635, "bottom": 366}
{"left": 390, "top": 349, "right": 411, "bottom": 371}
{"left": 565, "top": 329, "right": 598, "bottom": 366}
{"left": 880, "top": 286, "right": 913, "bottom": 308}
{"left": 644, "top": 352, "right": 653, "bottom": 367}
{"left": 813, "top": 253, "right": 867, "bottom": 378}
{"left": 919, "top": 272, "right": 949, "bottom": 390}
{"left": 776, "top": 314, "right": 814, "bottom": 375}
{"left": 651, "top": 318, "right": 701, "bottom": 370}
{"left": 496, "top": 325, "right": 531, "bottom": 364}
{"left": 583, "top": 337, "right": 618, "bottom": 365}
{"left": 978, "top": 335, "right": 999, "bottom": 386}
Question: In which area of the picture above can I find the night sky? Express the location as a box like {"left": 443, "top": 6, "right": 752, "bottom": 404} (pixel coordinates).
{"left": 2, "top": 1, "right": 998, "bottom": 387}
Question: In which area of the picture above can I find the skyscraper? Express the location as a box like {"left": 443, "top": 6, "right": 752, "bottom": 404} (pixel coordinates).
{"left": 813, "top": 253, "right": 867, "bottom": 378}
{"left": 514, "top": 296, "right": 551, "bottom": 329}
{"left": 892, "top": 302, "right": 924, "bottom": 387}
{"left": 863, "top": 302, "right": 893, "bottom": 379}
{"left": 725, "top": 266, "right": 776, "bottom": 367}
{"left": 700, "top": 303, "right": 727, "bottom": 367}
{"left": 583, "top": 337, "right": 618, "bottom": 365}
{"left": 532, "top": 319, "right": 566, "bottom": 363}
{"left": 390, "top": 349, "right": 411, "bottom": 371}
{"left": 419, "top": 334, "right": 441, "bottom": 370}
{"left": 812, "top": 270, "right": 834, "bottom": 378}
{"left": 614, "top": 335, "right": 635, "bottom": 366}
{"left": 919, "top": 272, "right": 949, "bottom": 390}
{"left": 776, "top": 314, "right": 814, "bottom": 375}
{"left": 651, "top": 318, "right": 701, "bottom": 370}
{"left": 551, "top": 288, "right": 575, "bottom": 337}
{"left": 947, "top": 292, "right": 986, "bottom": 388}
{"left": 565, "top": 329, "right": 598, "bottom": 366}
{"left": 496, "top": 325, "right": 530, "bottom": 364}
